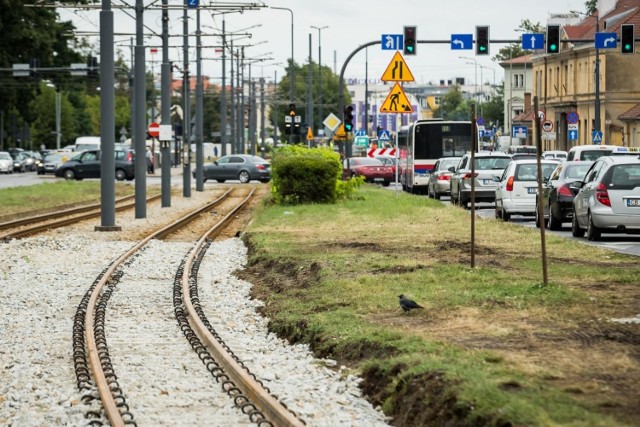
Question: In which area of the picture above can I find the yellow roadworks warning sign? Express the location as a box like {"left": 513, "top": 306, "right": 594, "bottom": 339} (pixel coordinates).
{"left": 381, "top": 51, "right": 415, "bottom": 82}
{"left": 380, "top": 82, "right": 413, "bottom": 113}
{"left": 307, "top": 127, "right": 314, "bottom": 140}
{"left": 335, "top": 124, "right": 347, "bottom": 137}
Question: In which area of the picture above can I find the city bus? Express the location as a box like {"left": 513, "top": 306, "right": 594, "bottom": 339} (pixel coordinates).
{"left": 397, "top": 119, "right": 473, "bottom": 194}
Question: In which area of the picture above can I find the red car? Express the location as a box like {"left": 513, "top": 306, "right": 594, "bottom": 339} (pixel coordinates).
{"left": 343, "top": 157, "right": 394, "bottom": 186}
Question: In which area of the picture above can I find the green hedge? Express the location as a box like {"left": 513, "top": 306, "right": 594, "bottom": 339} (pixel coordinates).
{"left": 270, "top": 145, "right": 362, "bottom": 204}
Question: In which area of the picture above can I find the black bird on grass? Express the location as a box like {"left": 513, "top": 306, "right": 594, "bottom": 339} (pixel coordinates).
{"left": 398, "top": 294, "right": 423, "bottom": 313}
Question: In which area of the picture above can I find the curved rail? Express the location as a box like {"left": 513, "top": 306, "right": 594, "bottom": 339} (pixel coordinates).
{"left": 180, "top": 190, "right": 305, "bottom": 426}
{"left": 80, "top": 188, "right": 304, "bottom": 426}
{"left": 0, "top": 194, "right": 161, "bottom": 240}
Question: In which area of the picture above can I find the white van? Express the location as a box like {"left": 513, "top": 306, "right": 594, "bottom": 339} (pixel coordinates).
{"left": 75, "top": 136, "right": 101, "bottom": 152}
{"left": 566, "top": 144, "right": 618, "bottom": 162}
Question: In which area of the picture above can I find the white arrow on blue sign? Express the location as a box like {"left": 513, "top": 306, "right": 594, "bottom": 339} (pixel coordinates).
{"left": 595, "top": 33, "right": 617, "bottom": 49}
{"left": 451, "top": 34, "right": 473, "bottom": 50}
{"left": 522, "top": 34, "right": 544, "bottom": 50}
{"left": 569, "top": 130, "right": 578, "bottom": 140}
{"left": 188, "top": 0, "right": 199, "bottom": 8}
{"left": 381, "top": 34, "right": 403, "bottom": 51}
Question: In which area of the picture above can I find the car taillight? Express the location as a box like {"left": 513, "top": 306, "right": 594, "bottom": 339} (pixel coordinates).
{"left": 558, "top": 184, "right": 573, "bottom": 197}
{"left": 256, "top": 164, "right": 266, "bottom": 170}
{"left": 462, "top": 172, "right": 478, "bottom": 179}
{"left": 595, "top": 182, "right": 611, "bottom": 206}
{"left": 126, "top": 152, "right": 133, "bottom": 162}
{"left": 506, "top": 176, "right": 514, "bottom": 192}
{"left": 439, "top": 174, "right": 451, "bottom": 181}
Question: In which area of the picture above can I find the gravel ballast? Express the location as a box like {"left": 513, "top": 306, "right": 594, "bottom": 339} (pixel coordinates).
{"left": 0, "top": 193, "right": 391, "bottom": 426}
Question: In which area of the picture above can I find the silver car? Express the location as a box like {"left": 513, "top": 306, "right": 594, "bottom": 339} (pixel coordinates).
{"left": 0, "top": 151, "right": 14, "bottom": 173}
{"left": 571, "top": 156, "right": 640, "bottom": 240}
{"left": 427, "top": 157, "right": 460, "bottom": 199}
{"left": 450, "top": 152, "right": 512, "bottom": 209}
{"left": 195, "top": 154, "right": 271, "bottom": 184}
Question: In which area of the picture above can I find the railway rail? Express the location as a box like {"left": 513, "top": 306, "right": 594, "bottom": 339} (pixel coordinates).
{"left": 71, "top": 187, "right": 305, "bottom": 426}
{"left": 0, "top": 194, "right": 160, "bottom": 240}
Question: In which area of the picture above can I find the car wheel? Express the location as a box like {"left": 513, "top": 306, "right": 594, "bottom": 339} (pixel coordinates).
{"left": 115, "top": 169, "right": 126, "bottom": 181}
{"left": 501, "top": 205, "right": 510, "bottom": 222}
{"left": 587, "top": 212, "right": 601, "bottom": 241}
{"left": 63, "top": 169, "right": 76, "bottom": 180}
{"left": 496, "top": 204, "right": 502, "bottom": 220}
{"left": 382, "top": 181, "right": 391, "bottom": 187}
{"left": 548, "top": 205, "right": 562, "bottom": 230}
{"left": 572, "top": 214, "right": 585, "bottom": 237}
{"left": 434, "top": 192, "right": 441, "bottom": 200}
{"left": 534, "top": 203, "right": 541, "bottom": 228}
{"left": 238, "top": 170, "right": 250, "bottom": 183}
{"left": 216, "top": 179, "right": 225, "bottom": 183}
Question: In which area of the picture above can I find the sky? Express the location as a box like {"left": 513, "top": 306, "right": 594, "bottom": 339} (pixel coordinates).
{"left": 56, "top": 0, "right": 590, "bottom": 87}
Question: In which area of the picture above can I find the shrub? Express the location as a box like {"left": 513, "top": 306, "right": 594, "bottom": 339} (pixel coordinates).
{"left": 271, "top": 145, "right": 359, "bottom": 204}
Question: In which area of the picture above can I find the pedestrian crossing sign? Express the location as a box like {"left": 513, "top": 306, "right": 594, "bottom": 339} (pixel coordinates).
{"left": 380, "top": 83, "right": 413, "bottom": 114}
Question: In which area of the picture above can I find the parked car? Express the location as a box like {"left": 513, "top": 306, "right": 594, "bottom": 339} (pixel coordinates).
{"left": 37, "top": 152, "right": 70, "bottom": 175}
{"left": 566, "top": 144, "right": 617, "bottom": 162}
{"left": 427, "top": 157, "right": 460, "bottom": 199}
{"left": 0, "top": 151, "right": 14, "bottom": 173}
{"left": 494, "top": 159, "right": 559, "bottom": 221}
{"left": 343, "top": 157, "right": 393, "bottom": 186}
{"left": 194, "top": 154, "right": 270, "bottom": 183}
{"left": 449, "top": 152, "right": 512, "bottom": 208}
{"left": 535, "top": 161, "right": 594, "bottom": 229}
{"left": 571, "top": 156, "right": 640, "bottom": 240}
{"left": 55, "top": 149, "right": 135, "bottom": 181}
{"left": 510, "top": 153, "right": 538, "bottom": 162}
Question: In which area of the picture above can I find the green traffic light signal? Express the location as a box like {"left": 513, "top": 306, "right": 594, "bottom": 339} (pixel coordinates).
{"left": 550, "top": 44, "right": 558, "bottom": 52}
{"left": 621, "top": 24, "right": 635, "bottom": 54}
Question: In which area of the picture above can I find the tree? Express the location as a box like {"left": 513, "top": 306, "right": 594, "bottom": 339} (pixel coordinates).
{"left": 493, "top": 19, "right": 546, "bottom": 62}
{"left": 434, "top": 85, "right": 472, "bottom": 120}
{"left": 0, "top": 0, "right": 85, "bottom": 147}
{"left": 269, "top": 59, "right": 351, "bottom": 141}
{"left": 29, "top": 83, "right": 76, "bottom": 148}
{"left": 479, "top": 86, "right": 504, "bottom": 128}
{"left": 585, "top": 0, "right": 597, "bottom": 14}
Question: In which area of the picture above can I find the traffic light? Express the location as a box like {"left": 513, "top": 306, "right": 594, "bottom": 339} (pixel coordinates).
{"left": 475, "top": 26, "right": 489, "bottom": 55}
{"left": 288, "top": 103, "right": 296, "bottom": 117}
{"left": 344, "top": 106, "right": 354, "bottom": 132}
{"left": 546, "top": 25, "right": 560, "bottom": 54}
{"left": 87, "top": 56, "right": 98, "bottom": 77}
{"left": 621, "top": 24, "right": 635, "bottom": 54}
{"left": 403, "top": 26, "right": 417, "bottom": 56}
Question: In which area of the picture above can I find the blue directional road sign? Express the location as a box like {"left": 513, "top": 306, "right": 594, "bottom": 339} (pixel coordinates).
{"left": 476, "top": 117, "right": 485, "bottom": 126}
{"left": 569, "top": 130, "right": 578, "bottom": 140}
{"left": 451, "top": 34, "right": 473, "bottom": 50}
{"left": 354, "top": 129, "right": 367, "bottom": 137}
{"left": 521, "top": 34, "right": 544, "bottom": 50}
{"left": 592, "top": 130, "right": 603, "bottom": 144}
{"left": 381, "top": 34, "right": 403, "bottom": 51}
{"left": 187, "top": 0, "right": 199, "bottom": 7}
{"left": 595, "top": 32, "right": 617, "bottom": 49}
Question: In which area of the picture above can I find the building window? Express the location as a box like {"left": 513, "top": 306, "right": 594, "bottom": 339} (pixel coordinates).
{"left": 513, "top": 73, "right": 524, "bottom": 88}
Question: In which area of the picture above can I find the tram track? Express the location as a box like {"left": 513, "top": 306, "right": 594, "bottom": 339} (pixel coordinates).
{"left": 0, "top": 194, "right": 161, "bottom": 240}
{"left": 72, "top": 187, "right": 305, "bottom": 426}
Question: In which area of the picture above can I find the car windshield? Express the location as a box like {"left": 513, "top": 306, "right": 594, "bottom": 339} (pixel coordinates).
{"left": 439, "top": 159, "right": 459, "bottom": 170}
{"left": 0, "top": 152, "right": 11, "bottom": 160}
{"left": 44, "top": 154, "right": 65, "bottom": 162}
{"left": 352, "top": 158, "right": 383, "bottom": 166}
{"left": 580, "top": 150, "right": 612, "bottom": 161}
{"left": 564, "top": 163, "right": 593, "bottom": 180}
{"left": 474, "top": 157, "right": 511, "bottom": 170}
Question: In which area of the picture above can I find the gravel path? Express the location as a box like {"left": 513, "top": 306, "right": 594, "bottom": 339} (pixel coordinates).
{"left": 0, "top": 192, "right": 391, "bottom": 426}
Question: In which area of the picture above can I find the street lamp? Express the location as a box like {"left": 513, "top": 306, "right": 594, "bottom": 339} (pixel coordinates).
{"left": 271, "top": 6, "right": 294, "bottom": 143}
{"left": 458, "top": 56, "right": 478, "bottom": 104}
{"left": 45, "top": 81, "right": 62, "bottom": 150}
{"left": 311, "top": 25, "right": 328, "bottom": 136}
{"left": 571, "top": 9, "right": 601, "bottom": 132}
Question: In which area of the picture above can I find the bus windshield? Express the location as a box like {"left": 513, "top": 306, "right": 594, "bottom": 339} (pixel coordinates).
{"left": 414, "top": 121, "right": 472, "bottom": 159}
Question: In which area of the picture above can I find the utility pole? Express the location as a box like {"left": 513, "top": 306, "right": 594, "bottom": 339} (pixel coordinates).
{"left": 134, "top": 0, "right": 147, "bottom": 217}
{"left": 195, "top": 5, "right": 204, "bottom": 192}
{"left": 260, "top": 77, "right": 265, "bottom": 158}
{"left": 221, "top": 19, "right": 227, "bottom": 157}
{"left": 182, "top": 0, "right": 191, "bottom": 197}
{"left": 160, "top": 0, "right": 171, "bottom": 207}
